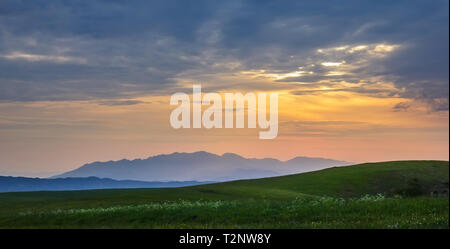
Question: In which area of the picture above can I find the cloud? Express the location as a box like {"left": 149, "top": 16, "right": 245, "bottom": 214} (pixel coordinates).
{"left": 0, "top": 0, "right": 447, "bottom": 110}
{"left": 392, "top": 102, "right": 410, "bottom": 112}
{"left": 425, "top": 98, "right": 449, "bottom": 112}
{"left": 97, "top": 100, "right": 147, "bottom": 106}
{"left": 1, "top": 51, "right": 86, "bottom": 64}
{"left": 290, "top": 86, "right": 398, "bottom": 98}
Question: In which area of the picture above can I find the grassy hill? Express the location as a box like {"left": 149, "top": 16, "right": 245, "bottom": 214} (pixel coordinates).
{"left": 203, "top": 160, "right": 449, "bottom": 198}
{"left": 0, "top": 160, "right": 448, "bottom": 228}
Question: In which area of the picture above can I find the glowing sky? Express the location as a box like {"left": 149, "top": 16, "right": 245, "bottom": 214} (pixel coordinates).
{"left": 0, "top": 0, "right": 448, "bottom": 176}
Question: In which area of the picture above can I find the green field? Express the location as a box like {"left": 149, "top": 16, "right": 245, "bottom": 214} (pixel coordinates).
{"left": 0, "top": 161, "right": 448, "bottom": 228}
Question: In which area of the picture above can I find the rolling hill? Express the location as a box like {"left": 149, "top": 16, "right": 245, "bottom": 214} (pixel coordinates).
{"left": 0, "top": 160, "right": 448, "bottom": 228}
{"left": 1, "top": 160, "right": 447, "bottom": 204}
{"left": 200, "top": 160, "right": 449, "bottom": 198}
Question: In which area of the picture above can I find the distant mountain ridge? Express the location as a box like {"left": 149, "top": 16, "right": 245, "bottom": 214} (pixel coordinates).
{"left": 0, "top": 176, "right": 212, "bottom": 193}
{"left": 54, "top": 151, "right": 352, "bottom": 181}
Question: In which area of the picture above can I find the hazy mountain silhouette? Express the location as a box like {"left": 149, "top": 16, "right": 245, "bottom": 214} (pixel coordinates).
{"left": 0, "top": 176, "right": 212, "bottom": 193}
{"left": 53, "top": 151, "right": 351, "bottom": 181}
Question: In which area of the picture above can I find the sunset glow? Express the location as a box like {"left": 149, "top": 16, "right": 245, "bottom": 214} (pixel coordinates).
{"left": 0, "top": 0, "right": 448, "bottom": 176}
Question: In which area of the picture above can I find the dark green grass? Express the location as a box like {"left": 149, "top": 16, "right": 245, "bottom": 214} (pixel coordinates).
{"left": 0, "top": 161, "right": 448, "bottom": 228}
{"left": 1, "top": 197, "right": 448, "bottom": 229}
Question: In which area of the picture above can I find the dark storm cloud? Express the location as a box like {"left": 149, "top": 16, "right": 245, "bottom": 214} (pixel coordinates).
{"left": 0, "top": 0, "right": 448, "bottom": 109}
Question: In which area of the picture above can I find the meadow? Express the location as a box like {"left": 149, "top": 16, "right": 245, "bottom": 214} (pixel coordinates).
{"left": 0, "top": 161, "right": 448, "bottom": 228}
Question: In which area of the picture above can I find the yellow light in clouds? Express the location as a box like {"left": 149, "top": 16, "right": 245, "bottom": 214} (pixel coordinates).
{"left": 239, "top": 69, "right": 306, "bottom": 80}
{"left": 326, "top": 71, "right": 346, "bottom": 76}
{"left": 348, "top": 45, "right": 368, "bottom": 53}
{"left": 1, "top": 51, "right": 86, "bottom": 64}
{"left": 334, "top": 46, "right": 349, "bottom": 51}
{"left": 273, "top": 71, "right": 305, "bottom": 79}
{"left": 321, "top": 61, "right": 345, "bottom": 67}
{"left": 374, "top": 44, "right": 399, "bottom": 53}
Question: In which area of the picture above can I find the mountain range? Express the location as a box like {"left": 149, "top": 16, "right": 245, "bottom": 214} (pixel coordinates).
{"left": 0, "top": 176, "right": 211, "bottom": 193}
{"left": 53, "top": 151, "right": 352, "bottom": 181}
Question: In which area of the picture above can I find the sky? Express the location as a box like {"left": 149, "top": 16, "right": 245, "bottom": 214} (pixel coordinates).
{"left": 0, "top": 0, "right": 448, "bottom": 176}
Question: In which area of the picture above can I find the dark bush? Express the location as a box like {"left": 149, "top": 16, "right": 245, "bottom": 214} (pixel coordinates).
{"left": 395, "top": 178, "right": 423, "bottom": 197}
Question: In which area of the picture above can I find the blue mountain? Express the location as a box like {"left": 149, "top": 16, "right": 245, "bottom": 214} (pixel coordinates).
{"left": 53, "top": 151, "right": 351, "bottom": 181}
{"left": 0, "top": 176, "right": 211, "bottom": 193}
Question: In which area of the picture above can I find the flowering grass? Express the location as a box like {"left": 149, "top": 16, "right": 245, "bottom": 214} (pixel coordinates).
{"left": 2, "top": 195, "right": 447, "bottom": 229}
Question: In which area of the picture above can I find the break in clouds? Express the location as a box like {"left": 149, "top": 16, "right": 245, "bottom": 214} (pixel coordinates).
{"left": 0, "top": 0, "right": 448, "bottom": 111}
